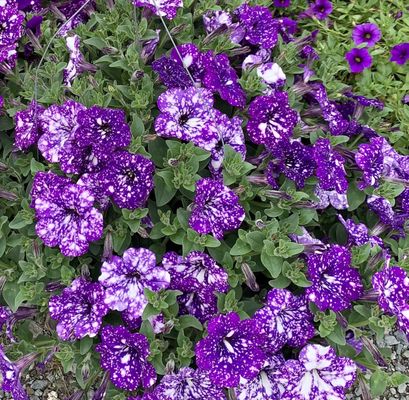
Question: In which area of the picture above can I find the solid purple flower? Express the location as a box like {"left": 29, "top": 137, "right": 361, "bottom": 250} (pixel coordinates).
{"left": 75, "top": 106, "right": 131, "bottom": 154}
{"left": 195, "top": 312, "right": 267, "bottom": 387}
{"left": 202, "top": 52, "right": 246, "bottom": 108}
{"left": 96, "top": 325, "right": 156, "bottom": 391}
{"left": 154, "top": 87, "right": 219, "bottom": 151}
{"left": 133, "top": 0, "right": 183, "bottom": 20}
{"left": 31, "top": 172, "right": 103, "bottom": 257}
{"left": 49, "top": 277, "right": 109, "bottom": 340}
{"left": 304, "top": 0, "right": 333, "bottom": 20}
{"left": 189, "top": 178, "right": 245, "bottom": 239}
{"left": 352, "top": 23, "right": 382, "bottom": 47}
{"left": 63, "top": 34, "right": 96, "bottom": 87}
{"left": 254, "top": 289, "right": 315, "bottom": 354}
{"left": 152, "top": 56, "right": 191, "bottom": 89}
{"left": 306, "top": 245, "right": 363, "bottom": 311}
{"left": 338, "top": 215, "right": 383, "bottom": 247}
{"left": 247, "top": 92, "right": 298, "bottom": 150}
{"left": 99, "top": 150, "right": 154, "bottom": 210}
{"left": 345, "top": 47, "right": 373, "bottom": 73}
{"left": 274, "top": 0, "right": 291, "bottom": 7}
{"left": 38, "top": 100, "right": 86, "bottom": 163}
{"left": 234, "top": 355, "right": 285, "bottom": 400}
{"left": 99, "top": 247, "right": 170, "bottom": 317}
{"left": 390, "top": 43, "right": 409, "bottom": 65}
{"left": 276, "top": 17, "right": 298, "bottom": 42}
{"left": 234, "top": 4, "right": 279, "bottom": 49}
{"left": 313, "top": 138, "right": 348, "bottom": 194}
{"left": 203, "top": 10, "right": 232, "bottom": 34}
{"left": 279, "top": 344, "right": 357, "bottom": 400}
{"left": 26, "top": 15, "right": 43, "bottom": 37}
{"left": 14, "top": 101, "right": 45, "bottom": 151}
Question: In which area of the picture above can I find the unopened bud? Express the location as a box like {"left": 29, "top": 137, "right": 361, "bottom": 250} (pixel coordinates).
{"left": 255, "top": 219, "right": 265, "bottom": 229}
{"left": 163, "top": 320, "right": 175, "bottom": 334}
{"left": 101, "top": 46, "right": 118, "bottom": 55}
{"left": 138, "top": 226, "right": 149, "bottom": 238}
{"left": 170, "top": 24, "right": 187, "bottom": 35}
{"left": 358, "top": 375, "right": 372, "bottom": 400}
{"left": 102, "top": 231, "right": 113, "bottom": 261}
{"left": 0, "top": 189, "right": 18, "bottom": 201}
{"left": 241, "top": 263, "right": 259, "bottom": 292}
{"left": 81, "top": 265, "right": 90, "bottom": 279}
{"left": 165, "top": 358, "right": 175, "bottom": 375}
{"left": 167, "top": 158, "right": 179, "bottom": 167}
{"left": 131, "top": 70, "right": 144, "bottom": 81}
{"left": 361, "top": 336, "right": 388, "bottom": 367}
{"left": 33, "top": 240, "right": 41, "bottom": 258}
{"left": 82, "top": 363, "right": 90, "bottom": 381}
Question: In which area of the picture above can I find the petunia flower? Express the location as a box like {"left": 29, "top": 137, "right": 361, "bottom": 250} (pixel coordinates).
{"left": 279, "top": 344, "right": 357, "bottom": 400}
{"left": 99, "top": 150, "right": 154, "bottom": 210}
{"left": 247, "top": 92, "right": 298, "bottom": 150}
{"left": 133, "top": 0, "right": 183, "bottom": 20}
{"left": 338, "top": 215, "right": 383, "bottom": 247}
{"left": 189, "top": 178, "right": 245, "bottom": 239}
{"left": 154, "top": 87, "right": 219, "bottom": 151}
{"left": 0, "top": 306, "right": 36, "bottom": 342}
{"left": 234, "top": 355, "right": 285, "bottom": 400}
{"left": 63, "top": 34, "right": 96, "bottom": 87}
{"left": 152, "top": 56, "right": 191, "bottom": 89}
{"left": 203, "top": 10, "right": 232, "bottom": 34}
{"left": 49, "top": 277, "right": 109, "bottom": 341}
{"left": 257, "top": 62, "right": 286, "bottom": 89}
{"left": 345, "top": 48, "right": 373, "bottom": 73}
{"left": 38, "top": 100, "right": 86, "bottom": 163}
{"left": 195, "top": 312, "right": 267, "bottom": 387}
{"left": 314, "top": 186, "right": 349, "bottom": 210}
{"left": 121, "top": 311, "right": 167, "bottom": 334}
{"left": 254, "top": 289, "right": 315, "bottom": 354}
{"left": 149, "top": 367, "right": 226, "bottom": 399}
{"left": 141, "top": 29, "right": 160, "bottom": 62}
{"left": 390, "top": 43, "right": 409, "bottom": 65}
{"left": 242, "top": 49, "right": 271, "bottom": 70}
{"left": 352, "top": 23, "right": 382, "bottom": 47}
{"left": 306, "top": 245, "right": 363, "bottom": 311}
{"left": 343, "top": 91, "right": 384, "bottom": 110}
{"left": 274, "top": 0, "right": 291, "bottom": 7}
{"left": 303, "top": 0, "right": 333, "bottom": 20}
{"left": 96, "top": 325, "right": 156, "bottom": 391}
{"left": 289, "top": 227, "right": 328, "bottom": 254}
{"left": 98, "top": 247, "right": 170, "bottom": 317}
{"left": 202, "top": 52, "right": 246, "bottom": 107}
{"left": 30, "top": 172, "right": 104, "bottom": 257}
{"left": 56, "top": 0, "right": 94, "bottom": 37}
{"left": 0, "top": 4, "right": 24, "bottom": 68}
{"left": 14, "top": 101, "right": 45, "bottom": 151}
{"left": 313, "top": 138, "right": 348, "bottom": 194}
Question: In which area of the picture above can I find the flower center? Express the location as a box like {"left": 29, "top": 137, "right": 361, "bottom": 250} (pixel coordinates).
{"left": 364, "top": 32, "right": 372, "bottom": 39}
{"left": 179, "top": 113, "right": 189, "bottom": 126}
{"left": 354, "top": 56, "right": 362, "bottom": 63}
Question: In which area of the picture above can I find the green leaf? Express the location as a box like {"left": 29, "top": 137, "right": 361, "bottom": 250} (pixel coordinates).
{"left": 388, "top": 372, "right": 409, "bottom": 387}
{"left": 154, "top": 175, "right": 177, "bottom": 207}
{"left": 179, "top": 315, "right": 203, "bottom": 331}
{"left": 370, "top": 370, "right": 388, "bottom": 396}
{"left": 79, "top": 337, "right": 94, "bottom": 355}
{"left": 261, "top": 251, "right": 282, "bottom": 278}
{"left": 230, "top": 238, "right": 252, "bottom": 256}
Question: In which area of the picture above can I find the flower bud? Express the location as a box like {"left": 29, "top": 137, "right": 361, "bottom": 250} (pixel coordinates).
{"left": 102, "top": 231, "right": 113, "bottom": 261}
{"left": 241, "top": 263, "right": 259, "bottom": 292}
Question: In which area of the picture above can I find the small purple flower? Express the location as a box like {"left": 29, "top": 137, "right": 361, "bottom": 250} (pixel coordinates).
{"left": 355, "top": 137, "right": 384, "bottom": 188}
{"left": 274, "top": 0, "right": 291, "bottom": 7}
{"left": 234, "top": 355, "right": 285, "bottom": 400}
{"left": 31, "top": 172, "right": 104, "bottom": 257}
{"left": 306, "top": 245, "right": 363, "bottom": 311}
{"left": 189, "top": 178, "right": 245, "bottom": 239}
{"left": 390, "top": 43, "right": 409, "bottom": 65}
{"left": 99, "top": 150, "right": 154, "bottom": 210}
{"left": 313, "top": 138, "right": 348, "bottom": 194}
{"left": 150, "top": 367, "right": 226, "bottom": 399}
{"left": 338, "top": 215, "right": 383, "bottom": 247}
{"left": 63, "top": 35, "right": 96, "bottom": 87}
{"left": 133, "top": 0, "right": 183, "bottom": 20}
{"left": 247, "top": 92, "right": 298, "bottom": 150}
{"left": 345, "top": 48, "right": 373, "bottom": 73}
{"left": 141, "top": 29, "right": 160, "bottom": 61}
{"left": 195, "top": 312, "right": 267, "bottom": 387}
{"left": 254, "top": 289, "right": 315, "bottom": 354}
{"left": 75, "top": 106, "right": 131, "bottom": 154}
{"left": 49, "top": 277, "right": 109, "bottom": 340}
{"left": 98, "top": 247, "right": 170, "bottom": 317}
{"left": 152, "top": 56, "right": 191, "bottom": 89}
{"left": 234, "top": 4, "right": 279, "bottom": 49}
{"left": 14, "top": 101, "right": 45, "bottom": 151}
{"left": 304, "top": 0, "right": 333, "bottom": 20}
{"left": 367, "top": 195, "right": 396, "bottom": 226}
{"left": 96, "top": 325, "right": 156, "bottom": 391}
{"left": 154, "top": 87, "right": 219, "bottom": 151}
{"left": 270, "top": 141, "right": 316, "bottom": 189}
{"left": 257, "top": 62, "right": 286, "bottom": 89}
{"left": 38, "top": 100, "right": 86, "bottom": 163}
{"left": 352, "top": 23, "right": 382, "bottom": 47}
{"left": 203, "top": 10, "right": 232, "bottom": 34}
{"left": 279, "top": 344, "right": 357, "bottom": 399}
{"left": 202, "top": 53, "right": 246, "bottom": 108}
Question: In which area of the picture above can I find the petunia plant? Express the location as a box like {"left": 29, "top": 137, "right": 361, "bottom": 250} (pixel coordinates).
{"left": 1, "top": 0, "right": 409, "bottom": 399}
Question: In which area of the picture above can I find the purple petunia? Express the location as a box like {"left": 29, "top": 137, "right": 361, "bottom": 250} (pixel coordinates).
{"left": 343, "top": 91, "right": 384, "bottom": 110}
{"left": 152, "top": 56, "right": 191, "bottom": 89}
{"left": 355, "top": 137, "right": 384, "bottom": 188}
{"left": 234, "top": 4, "right": 278, "bottom": 50}
{"left": 345, "top": 48, "right": 373, "bottom": 73}
{"left": 99, "top": 150, "right": 154, "bottom": 210}
{"left": 390, "top": 43, "right": 409, "bottom": 65}
{"left": 38, "top": 100, "right": 86, "bottom": 163}
{"left": 189, "top": 178, "right": 245, "bottom": 239}
{"left": 63, "top": 34, "right": 96, "bottom": 87}
{"left": 279, "top": 344, "right": 357, "bottom": 400}
{"left": 154, "top": 87, "right": 219, "bottom": 151}
{"left": 195, "top": 312, "right": 267, "bottom": 387}
{"left": 352, "top": 23, "right": 382, "bottom": 47}
{"left": 306, "top": 245, "right": 363, "bottom": 311}
{"left": 30, "top": 172, "right": 104, "bottom": 257}
{"left": 149, "top": 368, "right": 226, "bottom": 399}
{"left": 96, "top": 325, "right": 156, "bottom": 391}
{"left": 247, "top": 92, "right": 298, "bottom": 150}
{"left": 202, "top": 52, "right": 246, "bottom": 108}
{"left": 257, "top": 62, "right": 286, "bottom": 90}
{"left": 274, "top": 0, "right": 291, "bottom": 7}
{"left": 14, "top": 101, "right": 45, "bottom": 151}
{"left": 203, "top": 10, "right": 232, "bottom": 34}
{"left": 313, "top": 138, "right": 348, "bottom": 194}
{"left": 141, "top": 29, "right": 160, "bottom": 62}
{"left": 49, "top": 277, "right": 109, "bottom": 340}
{"left": 234, "top": 354, "right": 285, "bottom": 400}
{"left": 304, "top": 0, "right": 333, "bottom": 20}
{"left": 99, "top": 247, "right": 170, "bottom": 317}
{"left": 169, "top": 44, "right": 207, "bottom": 84}
{"left": 314, "top": 186, "right": 349, "bottom": 210}
{"left": 0, "top": 4, "right": 24, "bottom": 68}
{"left": 242, "top": 49, "right": 271, "bottom": 71}
{"left": 254, "top": 289, "right": 315, "bottom": 354}
{"left": 133, "top": 0, "right": 183, "bottom": 19}
{"left": 338, "top": 215, "right": 383, "bottom": 247}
